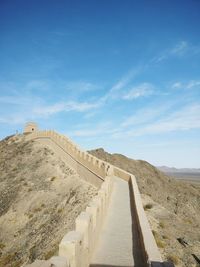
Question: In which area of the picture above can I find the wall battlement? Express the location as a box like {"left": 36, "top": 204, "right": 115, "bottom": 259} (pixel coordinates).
{"left": 25, "top": 129, "right": 173, "bottom": 267}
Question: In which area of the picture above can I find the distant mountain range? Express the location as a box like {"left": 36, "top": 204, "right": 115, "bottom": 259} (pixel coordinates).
{"left": 157, "top": 166, "right": 200, "bottom": 173}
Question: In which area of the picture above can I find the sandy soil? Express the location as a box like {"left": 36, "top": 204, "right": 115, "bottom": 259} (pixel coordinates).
{"left": 0, "top": 135, "right": 97, "bottom": 267}
{"left": 89, "top": 148, "right": 200, "bottom": 267}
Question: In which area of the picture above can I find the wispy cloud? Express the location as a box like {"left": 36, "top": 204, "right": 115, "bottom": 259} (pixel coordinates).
{"left": 186, "top": 80, "right": 200, "bottom": 89}
{"left": 33, "top": 100, "right": 100, "bottom": 116}
{"left": 102, "top": 67, "right": 142, "bottom": 101}
{"left": 171, "top": 82, "right": 182, "bottom": 89}
{"left": 122, "top": 83, "right": 154, "bottom": 100}
{"left": 69, "top": 122, "right": 117, "bottom": 137}
{"left": 64, "top": 81, "right": 99, "bottom": 92}
{"left": 67, "top": 102, "right": 200, "bottom": 141}
{"left": 121, "top": 104, "right": 170, "bottom": 128}
{"left": 0, "top": 93, "right": 102, "bottom": 126}
{"left": 0, "top": 115, "right": 27, "bottom": 125}
{"left": 122, "top": 103, "right": 200, "bottom": 137}
{"left": 152, "top": 41, "right": 189, "bottom": 63}
{"left": 171, "top": 80, "right": 200, "bottom": 89}
{"left": 0, "top": 78, "right": 105, "bottom": 126}
{"left": 170, "top": 41, "right": 188, "bottom": 56}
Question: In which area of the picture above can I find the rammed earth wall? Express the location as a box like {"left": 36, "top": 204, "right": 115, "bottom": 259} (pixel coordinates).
{"left": 25, "top": 130, "right": 170, "bottom": 267}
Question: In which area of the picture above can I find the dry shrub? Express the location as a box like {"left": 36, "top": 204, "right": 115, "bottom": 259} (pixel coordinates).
{"left": 167, "top": 254, "right": 179, "bottom": 265}
{"left": 144, "top": 203, "right": 153, "bottom": 210}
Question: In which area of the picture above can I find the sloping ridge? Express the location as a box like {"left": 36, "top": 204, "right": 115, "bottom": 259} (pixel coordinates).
{"left": 0, "top": 134, "right": 97, "bottom": 267}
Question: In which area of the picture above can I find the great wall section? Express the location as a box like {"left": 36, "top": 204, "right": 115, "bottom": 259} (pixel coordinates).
{"left": 23, "top": 123, "right": 174, "bottom": 267}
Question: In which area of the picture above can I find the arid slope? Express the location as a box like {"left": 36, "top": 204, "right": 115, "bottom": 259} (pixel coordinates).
{"left": 0, "top": 135, "right": 97, "bottom": 267}
{"left": 89, "top": 148, "right": 200, "bottom": 267}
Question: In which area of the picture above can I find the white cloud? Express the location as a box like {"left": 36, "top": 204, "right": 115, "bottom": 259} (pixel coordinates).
{"left": 108, "top": 100, "right": 200, "bottom": 141}
{"left": 110, "top": 69, "right": 138, "bottom": 92}
{"left": 101, "top": 67, "right": 142, "bottom": 102}
{"left": 124, "top": 103, "right": 200, "bottom": 137}
{"left": 122, "top": 83, "right": 154, "bottom": 100}
{"left": 0, "top": 96, "right": 27, "bottom": 105}
{"left": 171, "top": 80, "right": 200, "bottom": 90}
{"left": 69, "top": 122, "right": 117, "bottom": 137}
{"left": 26, "top": 80, "right": 49, "bottom": 90}
{"left": 170, "top": 41, "right": 188, "bottom": 55}
{"left": 121, "top": 106, "right": 165, "bottom": 127}
{"left": 171, "top": 82, "right": 182, "bottom": 89}
{"left": 64, "top": 81, "right": 99, "bottom": 92}
{"left": 33, "top": 100, "right": 100, "bottom": 116}
{"left": 70, "top": 128, "right": 104, "bottom": 137}
{"left": 186, "top": 80, "right": 200, "bottom": 89}
{"left": 152, "top": 41, "right": 189, "bottom": 63}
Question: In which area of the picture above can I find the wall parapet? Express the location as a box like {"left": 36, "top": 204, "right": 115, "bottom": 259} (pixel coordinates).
{"left": 26, "top": 130, "right": 113, "bottom": 187}
{"left": 24, "top": 176, "right": 114, "bottom": 267}
{"left": 25, "top": 129, "right": 174, "bottom": 267}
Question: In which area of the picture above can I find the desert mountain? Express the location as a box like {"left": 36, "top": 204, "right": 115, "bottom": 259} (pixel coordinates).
{"left": 157, "top": 166, "right": 200, "bottom": 174}
{"left": 89, "top": 148, "right": 200, "bottom": 267}
{"left": 0, "top": 135, "right": 97, "bottom": 267}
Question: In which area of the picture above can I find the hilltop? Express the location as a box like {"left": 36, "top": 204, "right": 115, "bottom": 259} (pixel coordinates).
{"left": 0, "top": 135, "right": 97, "bottom": 267}
{"left": 89, "top": 148, "right": 200, "bottom": 267}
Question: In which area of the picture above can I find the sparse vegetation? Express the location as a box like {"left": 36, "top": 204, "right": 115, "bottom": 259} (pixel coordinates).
{"left": 28, "top": 213, "right": 33, "bottom": 219}
{"left": 152, "top": 230, "right": 166, "bottom": 248}
{"left": 57, "top": 208, "right": 63, "bottom": 213}
{"left": 0, "top": 242, "right": 5, "bottom": 250}
{"left": 152, "top": 230, "right": 156, "bottom": 237}
{"left": 155, "top": 237, "right": 166, "bottom": 248}
{"left": 44, "top": 247, "right": 57, "bottom": 260}
{"left": 167, "top": 254, "right": 179, "bottom": 265}
{"left": 50, "top": 176, "right": 56, "bottom": 181}
{"left": 144, "top": 203, "right": 153, "bottom": 210}
{"left": 33, "top": 207, "right": 42, "bottom": 213}
{"left": 159, "top": 222, "right": 165, "bottom": 228}
{"left": 184, "top": 218, "right": 192, "bottom": 224}
{"left": 0, "top": 252, "right": 23, "bottom": 267}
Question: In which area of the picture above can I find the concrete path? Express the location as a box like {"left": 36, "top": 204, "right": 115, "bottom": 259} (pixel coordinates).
{"left": 90, "top": 176, "right": 136, "bottom": 267}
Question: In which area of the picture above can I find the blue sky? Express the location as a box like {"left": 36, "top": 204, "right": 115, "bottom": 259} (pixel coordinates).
{"left": 0, "top": 0, "right": 200, "bottom": 168}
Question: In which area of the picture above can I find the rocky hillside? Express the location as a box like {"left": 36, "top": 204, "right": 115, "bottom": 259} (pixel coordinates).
{"left": 89, "top": 148, "right": 200, "bottom": 267}
{"left": 0, "top": 135, "right": 97, "bottom": 267}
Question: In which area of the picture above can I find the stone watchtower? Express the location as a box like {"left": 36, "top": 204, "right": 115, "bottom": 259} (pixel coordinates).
{"left": 24, "top": 122, "right": 38, "bottom": 134}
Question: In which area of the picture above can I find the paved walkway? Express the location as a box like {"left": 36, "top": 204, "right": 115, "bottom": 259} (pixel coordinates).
{"left": 90, "top": 176, "right": 135, "bottom": 267}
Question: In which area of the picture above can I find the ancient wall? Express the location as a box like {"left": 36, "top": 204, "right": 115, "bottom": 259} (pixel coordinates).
{"left": 25, "top": 176, "right": 114, "bottom": 267}
{"left": 24, "top": 122, "right": 38, "bottom": 134}
{"left": 26, "top": 130, "right": 113, "bottom": 188}
{"left": 25, "top": 130, "right": 165, "bottom": 267}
